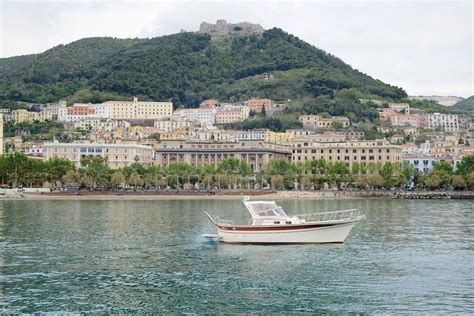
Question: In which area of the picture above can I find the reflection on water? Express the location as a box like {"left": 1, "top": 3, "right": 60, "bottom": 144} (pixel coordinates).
{"left": 0, "top": 199, "right": 473, "bottom": 313}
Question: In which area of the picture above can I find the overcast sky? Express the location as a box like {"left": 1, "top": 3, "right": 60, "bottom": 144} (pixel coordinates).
{"left": 0, "top": 0, "right": 472, "bottom": 97}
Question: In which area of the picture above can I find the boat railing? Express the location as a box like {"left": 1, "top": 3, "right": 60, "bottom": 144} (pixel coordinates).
{"left": 294, "top": 209, "right": 362, "bottom": 223}
{"left": 215, "top": 217, "right": 236, "bottom": 226}
{"left": 213, "top": 209, "right": 364, "bottom": 226}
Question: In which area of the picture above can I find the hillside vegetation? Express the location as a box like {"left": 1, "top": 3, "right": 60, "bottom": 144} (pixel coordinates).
{"left": 0, "top": 28, "right": 406, "bottom": 108}
{"left": 452, "top": 96, "right": 474, "bottom": 112}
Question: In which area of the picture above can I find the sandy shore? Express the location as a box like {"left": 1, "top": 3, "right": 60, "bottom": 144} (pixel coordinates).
{"left": 2, "top": 189, "right": 472, "bottom": 201}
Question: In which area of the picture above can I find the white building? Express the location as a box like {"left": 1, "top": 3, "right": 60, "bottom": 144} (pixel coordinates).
{"left": 388, "top": 102, "right": 410, "bottom": 114}
{"left": 427, "top": 113, "right": 459, "bottom": 132}
{"left": 403, "top": 156, "right": 438, "bottom": 174}
{"left": 154, "top": 116, "right": 196, "bottom": 132}
{"left": 235, "top": 129, "right": 268, "bottom": 141}
{"left": 45, "top": 100, "right": 67, "bottom": 119}
{"left": 57, "top": 104, "right": 112, "bottom": 122}
{"left": 74, "top": 119, "right": 130, "bottom": 132}
{"left": 43, "top": 142, "right": 154, "bottom": 169}
{"left": 401, "top": 141, "right": 432, "bottom": 156}
{"left": 173, "top": 108, "right": 216, "bottom": 126}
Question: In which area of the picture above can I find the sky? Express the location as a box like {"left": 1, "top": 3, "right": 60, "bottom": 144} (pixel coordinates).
{"left": 0, "top": 0, "right": 472, "bottom": 97}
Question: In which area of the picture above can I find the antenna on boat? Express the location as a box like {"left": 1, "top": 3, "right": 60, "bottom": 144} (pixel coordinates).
{"left": 204, "top": 211, "right": 217, "bottom": 226}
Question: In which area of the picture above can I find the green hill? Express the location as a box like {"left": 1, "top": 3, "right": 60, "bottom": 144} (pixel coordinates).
{"left": 0, "top": 28, "right": 407, "bottom": 107}
{"left": 452, "top": 96, "right": 474, "bottom": 111}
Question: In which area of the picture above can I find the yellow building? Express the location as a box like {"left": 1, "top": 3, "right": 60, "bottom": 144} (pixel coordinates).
{"left": 266, "top": 131, "right": 294, "bottom": 144}
{"left": 155, "top": 140, "right": 292, "bottom": 173}
{"left": 11, "top": 109, "right": 53, "bottom": 123}
{"left": 160, "top": 128, "right": 190, "bottom": 141}
{"left": 431, "top": 141, "right": 462, "bottom": 159}
{"left": 102, "top": 97, "right": 173, "bottom": 120}
{"left": 128, "top": 125, "right": 145, "bottom": 137}
{"left": 291, "top": 139, "right": 402, "bottom": 167}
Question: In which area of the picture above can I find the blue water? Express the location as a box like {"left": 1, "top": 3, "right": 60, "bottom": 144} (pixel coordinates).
{"left": 0, "top": 198, "right": 473, "bottom": 313}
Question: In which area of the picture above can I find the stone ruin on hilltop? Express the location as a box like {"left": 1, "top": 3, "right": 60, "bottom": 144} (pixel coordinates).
{"left": 199, "top": 19, "right": 265, "bottom": 39}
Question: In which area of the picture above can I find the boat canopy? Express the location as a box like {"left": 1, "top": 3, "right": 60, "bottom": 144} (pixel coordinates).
{"left": 244, "top": 201, "right": 289, "bottom": 218}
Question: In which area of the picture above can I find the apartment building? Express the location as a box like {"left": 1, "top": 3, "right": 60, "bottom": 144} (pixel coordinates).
{"left": 154, "top": 116, "right": 196, "bottom": 133}
{"left": 74, "top": 119, "right": 130, "bottom": 132}
{"left": 401, "top": 142, "right": 432, "bottom": 156}
{"left": 247, "top": 99, "right": 273, "bottom": 113}
{"left": 403, "top": 156, "right": 438, "bottom": 174}
{"left": 267, "top": 131, "right": 294, "bottom": 144}
{"left": 187, "top": 128, "right": 269, "bottom": 143}
{"left": 430, "top": 141, "right": 462, "bottom": 159}
{"left": 291, "top": 139, "right": 402, "bottom": 167}
{"left": 58, "top": 104, "right": 111, "bottom": 122}
{"left": 26, "top": 144, "right": 44, "bottom": 160}
{"left": 215, "top": 105, "right": 250, "bottom": 124}
{"left": 102, "top": 97, "right": 173, "bottom": 120}
{"left": 154, "top": 140, "right": 292, "bottom": 172}
{"left": 427, "top": 113, "right": 459, "bottom": 132}
{"left": 389, "top": 114, "right": 421, "bottom": 127}
{"left": 43, "top": 142, "right": 154, "bottom": 169}
{"left": 11, "top": 109, "right": 53, "bottom": 123}
{"left": 288, "top": 130, "right": 364, "bottom": 143}
{"left": 173, "top": 108, "right": 216, "bottom": 126}
{"left": 299, "top": 115, "right": 350, "bottom": 129}
{"left": 188, "top": 129, "right": 238, "bottom": 142}
{"left": 160, "top": 128, "right": 190, "bottom": 141}
{"left": 44, "top": 100, "right": 67, "bottom": 119}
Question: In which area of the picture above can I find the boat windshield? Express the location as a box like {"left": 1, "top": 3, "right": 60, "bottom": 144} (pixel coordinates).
{"left": 247, "top": 202, "right": 288, "bottom": 218}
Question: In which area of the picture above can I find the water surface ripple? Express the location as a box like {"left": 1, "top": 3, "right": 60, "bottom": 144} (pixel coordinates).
{"left": 0, "top": 199, "right": 473, "bottom": 313}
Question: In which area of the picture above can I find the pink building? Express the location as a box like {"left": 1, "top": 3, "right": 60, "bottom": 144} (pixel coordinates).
{"left": 379, "top": 108, "right": 396, "bottom": 120}
{"left": 390, "top": 114, "right": 421, "bottom": 127}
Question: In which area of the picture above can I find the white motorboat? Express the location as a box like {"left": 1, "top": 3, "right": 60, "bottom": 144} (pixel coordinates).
{"left": 204, "top": 197, "right": 365, "bottom": 244}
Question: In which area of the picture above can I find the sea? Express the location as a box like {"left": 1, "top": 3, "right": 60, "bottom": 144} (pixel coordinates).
{"left": 0, "top": 198, "right": 473, "bottom": 313}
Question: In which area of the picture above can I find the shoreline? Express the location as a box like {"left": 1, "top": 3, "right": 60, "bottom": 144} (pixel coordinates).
{"left": 1, "top": 190, "right": 473, "bottom": 201}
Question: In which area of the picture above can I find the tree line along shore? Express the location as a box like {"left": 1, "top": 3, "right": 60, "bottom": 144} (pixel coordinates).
{"left": 0, "top": 153, "right": 473, "bottom": 192}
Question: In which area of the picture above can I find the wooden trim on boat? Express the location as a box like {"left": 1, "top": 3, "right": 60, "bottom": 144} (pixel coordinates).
{"left": 217, "top": 221, "right": 357, "bottom": 232}
{"left": 219, "top": 241, "right": 345, "bottom": 244}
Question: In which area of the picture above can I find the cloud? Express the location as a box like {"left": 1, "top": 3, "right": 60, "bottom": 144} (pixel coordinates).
{"left": 0, "top": 0, "right": 472, "bottom": 97}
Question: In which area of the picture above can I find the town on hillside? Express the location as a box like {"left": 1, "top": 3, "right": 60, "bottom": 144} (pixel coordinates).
{"left": 0, "top": 95, "right": 473, "bottom": 191}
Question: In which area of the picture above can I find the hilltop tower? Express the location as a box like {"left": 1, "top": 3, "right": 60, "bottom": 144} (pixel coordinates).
{"left": 199, "top": 20, "right": 264, "bottom": 39}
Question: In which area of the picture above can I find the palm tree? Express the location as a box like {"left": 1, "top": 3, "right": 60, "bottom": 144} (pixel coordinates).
{"left": 111, "top": 171, "right": 125, "bottom": 189}
{"left": 128, "top": 172, "right": 143, "bottom": 190}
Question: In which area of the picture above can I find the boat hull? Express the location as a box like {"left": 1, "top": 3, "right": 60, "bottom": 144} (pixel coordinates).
{"left": 217, "top": 221, "right": 359, "bottom": 244}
